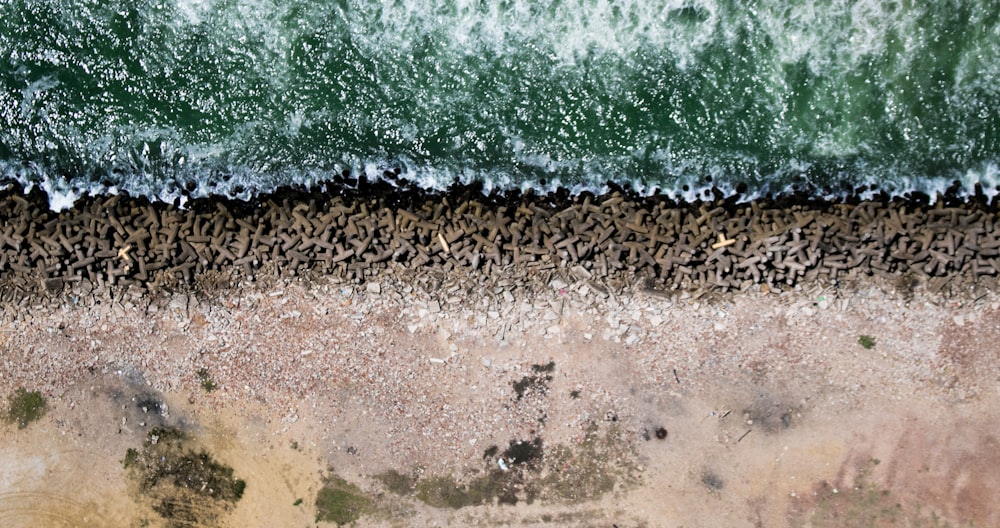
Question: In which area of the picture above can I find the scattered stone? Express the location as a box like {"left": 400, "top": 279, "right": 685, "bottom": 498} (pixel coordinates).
{"left": 569, "top": 265, "right": 592, "bottom": 280}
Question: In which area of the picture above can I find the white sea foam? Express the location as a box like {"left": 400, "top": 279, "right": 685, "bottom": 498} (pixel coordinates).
{"left": 2, "top": 0, "right": 997, "bottom": 210}
{"left": 339, "top": 0, "right": 721, "bottom": 69}
{"left": 174, "top": 0, "right": 215, "bottom": 25}
{"left": 756, "top": 0, "right": 921, "bottom": 74}
{"left": 4, "top": 151, "right": 999, "bottom": 212}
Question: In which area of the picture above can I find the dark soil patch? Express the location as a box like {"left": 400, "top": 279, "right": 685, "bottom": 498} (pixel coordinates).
{"left": 503, "top": 438, "right": 544, "bottom": 468}
{"left": 513, "top": 375, "right": 552, "bottom": 400}
{"left": 701, "top": 471, "right": 724, "bottom": 491}
{"left": 531, "top": 361, "right": 556, "bottom": 373}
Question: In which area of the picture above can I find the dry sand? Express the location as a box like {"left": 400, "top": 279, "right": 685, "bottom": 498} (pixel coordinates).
{"left": 1, "top": 271, "right": 998, "bottom": 527}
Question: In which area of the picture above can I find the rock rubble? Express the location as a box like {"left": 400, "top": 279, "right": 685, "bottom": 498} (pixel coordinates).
{"left": 1, "top": 183, "right": 997, "bottom": 300}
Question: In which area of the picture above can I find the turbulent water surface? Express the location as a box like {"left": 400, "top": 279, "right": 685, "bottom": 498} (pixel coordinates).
{"left": 2, "top": 0, "right": 999, "bottom": 207}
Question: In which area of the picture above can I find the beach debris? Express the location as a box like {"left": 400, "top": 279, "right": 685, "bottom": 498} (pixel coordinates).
{"left": 117, "top": 244, "right": 133, "bottom": 271}
{"left": 817, "top": 295, "right": 829, "bottom": 309}
{"left": 438, "top": 232, "right": 450, "bottom": 254}
{"left": 711, "top": 233, "right": 737, "bottom": 250}
{"left": 497, "top": 458, "right": 509, "bottom": 471}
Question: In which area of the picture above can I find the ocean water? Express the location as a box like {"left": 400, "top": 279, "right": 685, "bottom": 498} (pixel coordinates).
{"left": 1, "top": 0, "right": 999, "bottom": 209}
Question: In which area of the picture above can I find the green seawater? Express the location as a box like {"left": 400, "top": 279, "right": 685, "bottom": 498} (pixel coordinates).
{"left": 1, "top": 0, "right": 998, "bottom": 206}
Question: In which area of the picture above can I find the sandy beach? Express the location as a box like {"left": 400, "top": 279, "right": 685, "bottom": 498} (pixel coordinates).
{"left": 2, "top": 263, "right": 998, "bottom": 527}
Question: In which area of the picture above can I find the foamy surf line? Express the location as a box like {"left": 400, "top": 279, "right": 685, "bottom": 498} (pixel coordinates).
{"left": 3, "top": 161, "right": 1000, "bottom": 213}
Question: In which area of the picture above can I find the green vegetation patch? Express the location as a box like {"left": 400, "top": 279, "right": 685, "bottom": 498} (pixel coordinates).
{"left": 804, "top": 481, "right": 913, "bottom": 527}
{"left": 315, "top": 475, "right": 374, "bottom": 525}
{"left": 412, "top": 425, "right": 640, "bottom": 509}
{"left": 414, "top": 438, "right": 544, "bottom": 508}
{"left": 196, "top": 368, "right": 217, "bottom": 392}
{"left": 5, "top": 387, "right": 46, "bottom": 429}
{"left": 123, "top": 428, "right": 245, "bottom": 528}
{"left": 538, "top": 424, "right": 640, "bottom": 503}
{"left": 374, "top": 469, "right": 416, "bottom": 496}
{"left": 858, "top": 335, "right": 877, "bottom": 349}
{"left": 415, "top": 471, "right": 519, "bottom": 508}
{"left": 794, "top": 459, "right": 968, "bottom": 527}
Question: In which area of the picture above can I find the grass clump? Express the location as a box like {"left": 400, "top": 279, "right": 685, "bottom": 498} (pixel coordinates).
{"left": 792, "top": 458, "right": 974, "bottom": 527}
{"left": 415, "top": 472, "right": 516, "bottom": 508}
{"left": 415, "top": 438, "right": 545, "bottom": 509}
{"left": 858, "top": 335, "right": 877, "bottom": 350}
{"left": 6, "top": 388, "right": 46, "bottom": 429}
{"left": 315, "top": 475, "right": 374, "bottom": 525}
{"left": 123, "top": 448, "right": 139, "bottom": 468}
{"left": 124, "top": 428, "right": 246, "bottom": 528}
{"left": 196, "top": 368, "right": 217, "bottom": 392}
{"left": 375, "top": 469, "right": 416, "bottom": 495}
{"left": 538, "top": 424, "right": 639, "bottom": 503}
{"left": 414, "top": 427, "right": 641, "bottom": 509}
